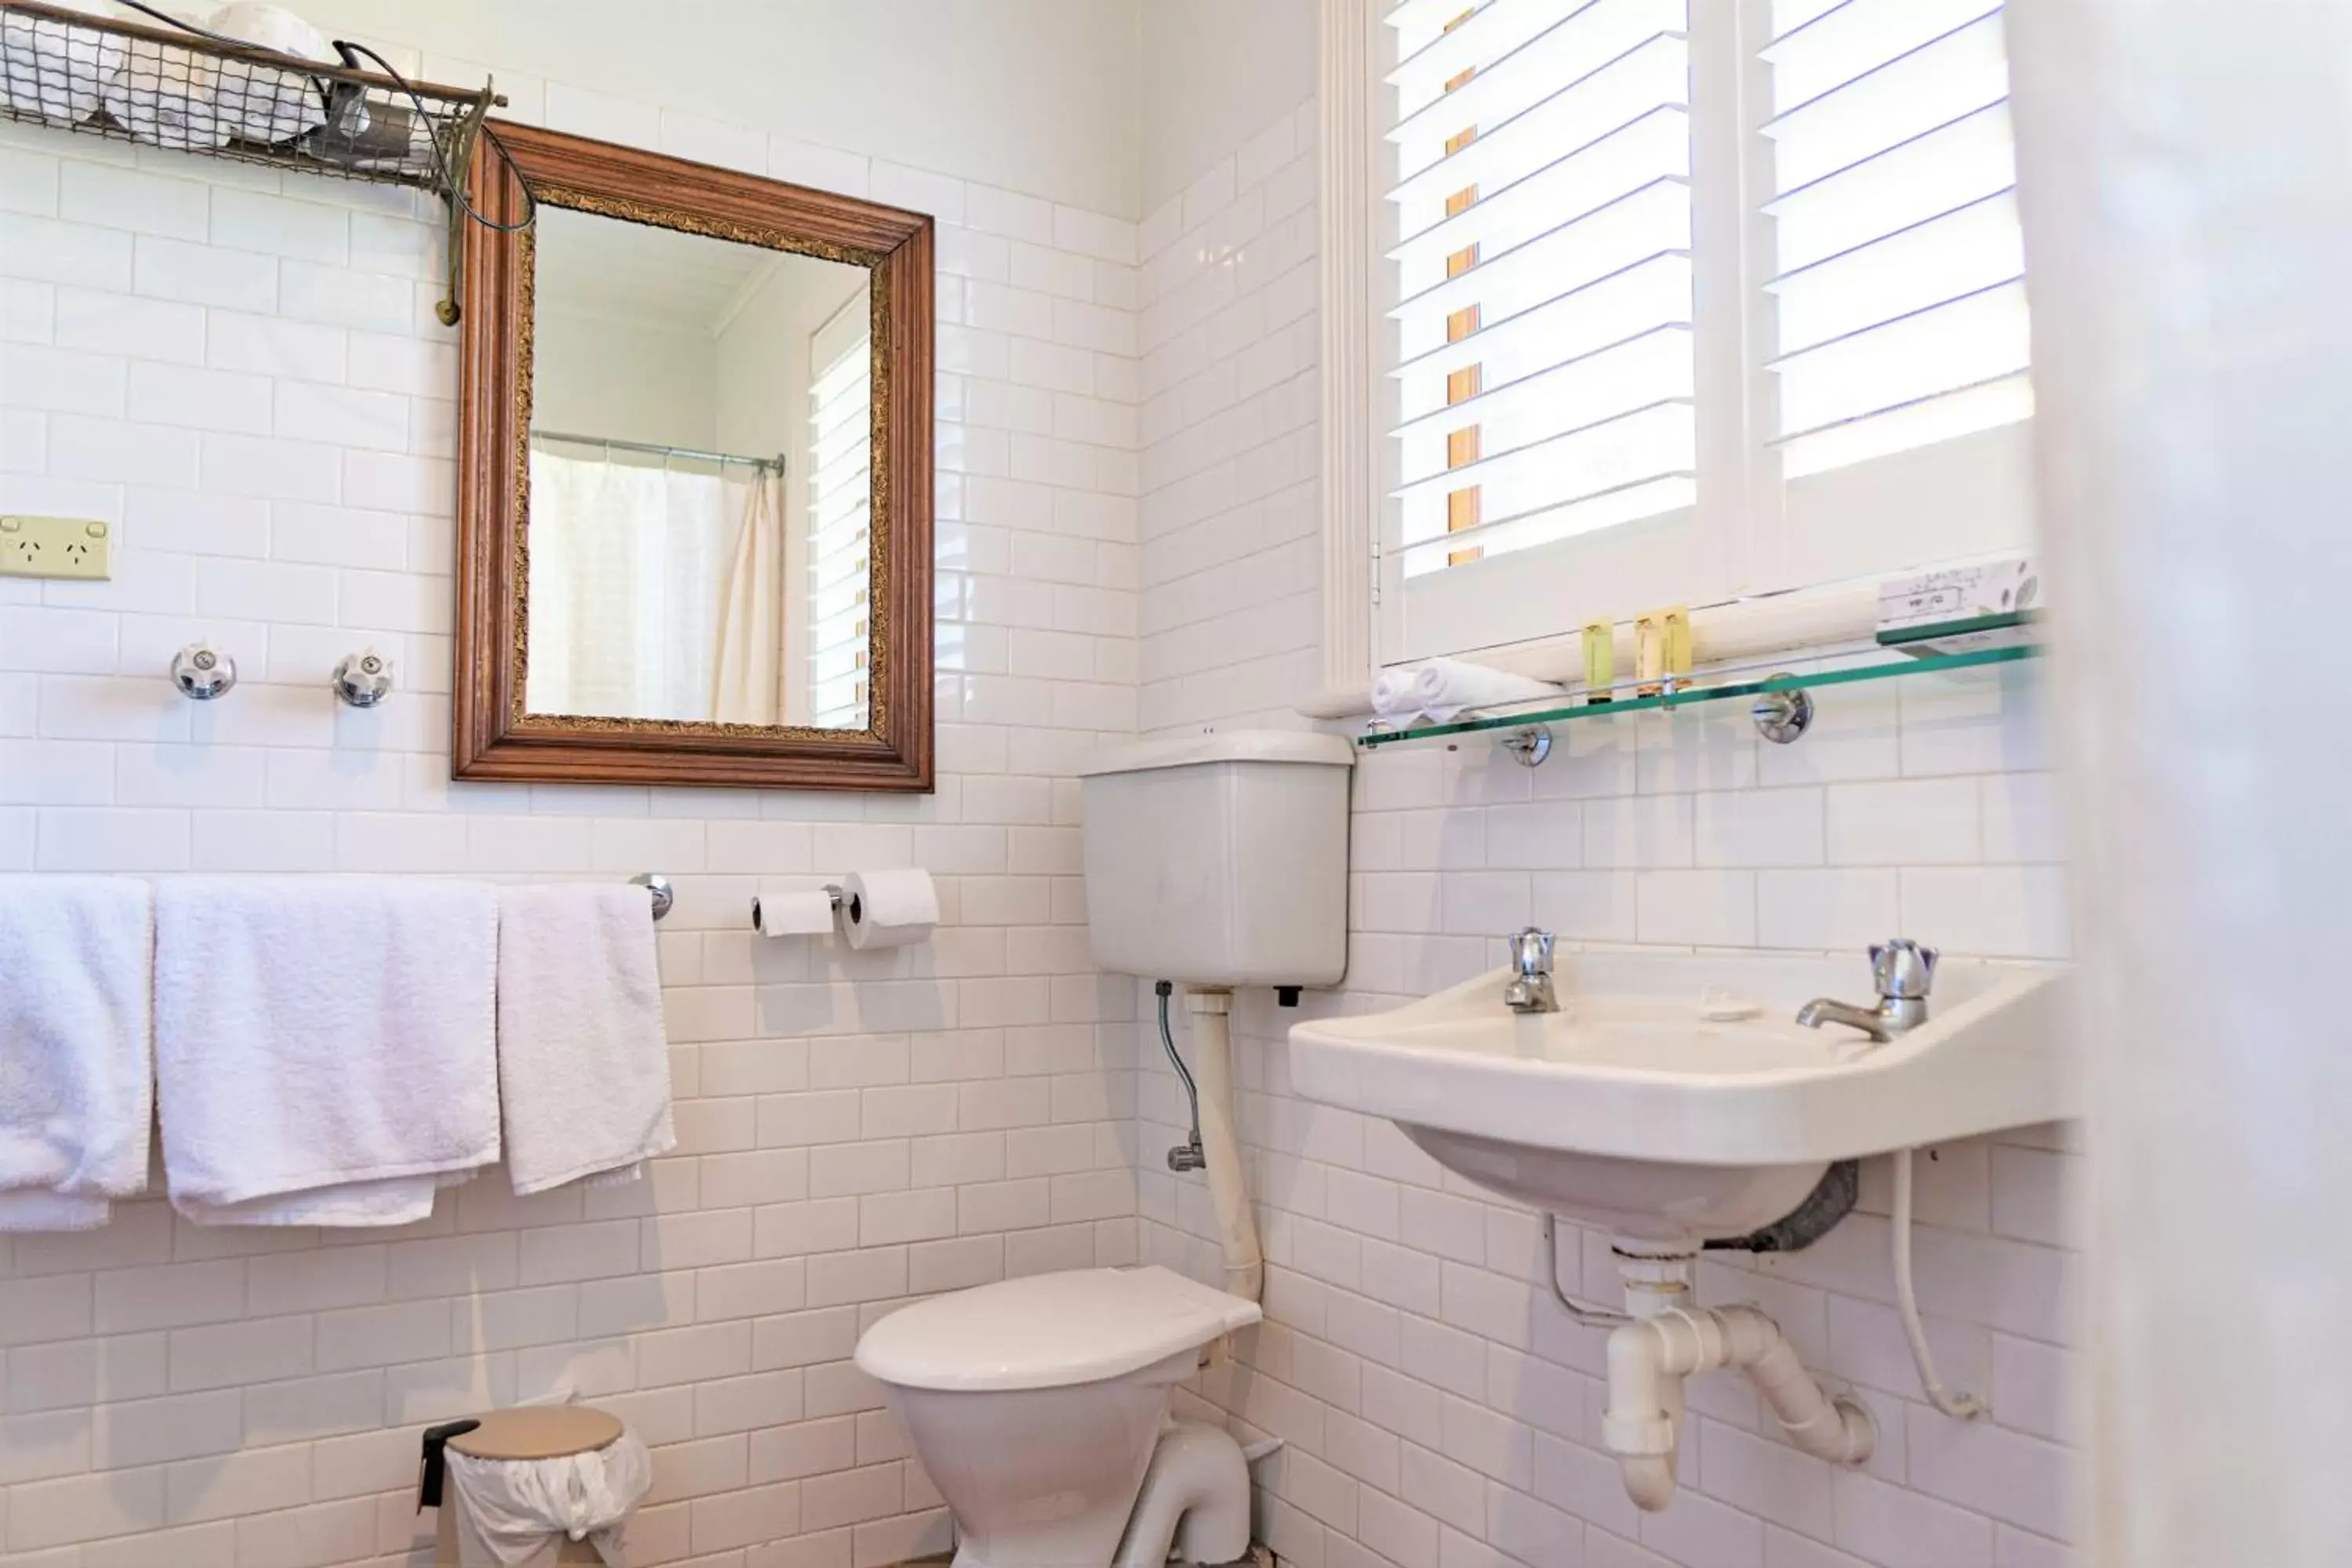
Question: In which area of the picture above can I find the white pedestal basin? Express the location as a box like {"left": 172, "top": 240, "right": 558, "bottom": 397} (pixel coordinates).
{"left": 1289, "top": 949, "right": 2073, "bottom": 1244}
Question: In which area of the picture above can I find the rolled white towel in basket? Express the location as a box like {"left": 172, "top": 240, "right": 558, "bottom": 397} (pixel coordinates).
{"left": 205, "top": 2, "right": 334, "bottom": 144}
{"left": 0, "top": 877, "right": 154, "bottom": 1231}
{"left": 0, "top": 0, "right": 123, "bottom": 126}
{"left": 100, "top": 40, "right": 233, "bottom": 151}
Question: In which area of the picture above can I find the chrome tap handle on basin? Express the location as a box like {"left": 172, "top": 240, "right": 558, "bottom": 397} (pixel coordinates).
{"left": 1504, "top": 927, "right": 1559, "bottom": 1014}
{"left": 1871, "top": 938, "right": 1937, "bottom": 1000}
{"left": 1797, "top": 938, "right": 1937, "bottom": 1043}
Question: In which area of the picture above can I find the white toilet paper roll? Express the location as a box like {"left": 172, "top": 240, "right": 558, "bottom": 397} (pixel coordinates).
{"left": 751, "top": 883, "right": 836, "bottom": 938}
{"left": 839, "top": 869, "right": 938, "bottom": 950}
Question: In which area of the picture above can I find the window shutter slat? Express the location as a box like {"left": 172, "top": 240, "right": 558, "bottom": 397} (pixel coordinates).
{"left": 1768, "top": 189, "right": 2021, "bottom": 351}
{"left": 1764, "top": 102, "right": 2013, "bottom": 272}
{"left": 1391, "top": 103, "right": 1690, "bottom": 267}
{"left": 1396, "top": 474, "right": 1698, "bottom": 574}
{"left": 1391, "top": 250, "right": 1692, "bottom": 411}
{"left": 1386, "top": 0, "right": 1497, "bottom": 58}
{"left": 1389, "top": 0, "right": 1588, "bottom": 121}
{"left": 1771, "top": 279, "right": 2030, "bottom": 444}
{"left": 1392, "top": 27, "right": 1686, "bottom": 205}
{"left": 1393, "top": 325, "right": 1693, "bottom": 483}
{"left": 1761, "top": 13, "right": 2007, "bottom": 190}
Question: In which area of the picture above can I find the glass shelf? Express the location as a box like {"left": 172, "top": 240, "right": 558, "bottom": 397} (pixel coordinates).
{"left": 1356, "top": 641, "right": 2040, "bottom": 749}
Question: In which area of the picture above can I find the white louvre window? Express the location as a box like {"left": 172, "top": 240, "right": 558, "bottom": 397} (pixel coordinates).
{"left": 1385, "top": 0, "right": 1696, "bottom": 586}
{"left": 807, "top": 297, "right": 872, "bottom": 730}
{"left": 1758, "top": 0, "right": 2034, "bottom": 587}
{"left": 1761, "top": 0, "right": 2027, "bottom": 478}
{"left": 1367, "top": 0, "right": 2035, "bottom": 664}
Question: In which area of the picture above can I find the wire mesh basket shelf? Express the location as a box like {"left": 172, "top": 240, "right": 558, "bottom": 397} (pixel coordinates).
{"left": 0, "top": 0, "right": 500, "bottom": 194}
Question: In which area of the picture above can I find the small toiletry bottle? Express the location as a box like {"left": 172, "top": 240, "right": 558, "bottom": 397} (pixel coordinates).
{"left": 1635, "top": 612, "right": 1666, "bottom": 697}
{"left": 1582, "top": 621, "right": 1614, "bottom": 706}
{"left": 1664, "top": 606, "right": 1693, "bottom": 691}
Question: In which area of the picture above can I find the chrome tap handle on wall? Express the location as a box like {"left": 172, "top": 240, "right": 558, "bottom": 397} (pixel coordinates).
{"left": 1869, "top": 939, "right": 1938, "bottom": 1000}
{"left": 169, "top": 643, "right": 236, "bottom": 700}
{"left": 332, "top": 648, "right": 396, "bottom": 708}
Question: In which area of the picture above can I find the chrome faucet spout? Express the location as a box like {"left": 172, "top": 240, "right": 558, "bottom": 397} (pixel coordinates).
{"left": 1504, "top": 927, "right": 1560, "bottom": 1014}
{"left": 1796, "top": 997, "right": 1894, "bottom": 1042}
{"left": 1795, "top": 938, "right": 1939, "bottom": 1044}
{"left": 1504, "top": 972, "right": 1559, "bottom": 1014}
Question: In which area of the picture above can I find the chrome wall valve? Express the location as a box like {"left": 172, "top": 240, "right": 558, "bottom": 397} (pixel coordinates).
{"left": 169, "top": 643, "right": 237, "bottom": 700}
{"left": 332, "top": 648, "right": 397, "bottom": 708}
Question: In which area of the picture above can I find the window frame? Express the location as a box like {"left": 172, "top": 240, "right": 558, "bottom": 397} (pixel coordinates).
{"left": 1312, "top": 0, "right": 2033, "bottom": 701}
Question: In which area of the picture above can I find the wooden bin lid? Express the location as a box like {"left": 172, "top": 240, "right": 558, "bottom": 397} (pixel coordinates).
{"left": 446, "top": 1406, "right": 623, "bottom": 1461}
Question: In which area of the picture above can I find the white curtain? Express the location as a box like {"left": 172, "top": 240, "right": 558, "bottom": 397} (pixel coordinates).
{"left": 709, "top": 472, "right": 784, "bottom": 724}
{"left": 524, "top": 448, "right": 741, "bottom": 722}
{"left": 2009, "top": 5, "right": 2352, "bottom": 1563}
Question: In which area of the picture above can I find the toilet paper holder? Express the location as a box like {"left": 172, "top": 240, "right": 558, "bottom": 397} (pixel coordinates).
{"left": 751, "top": 884, "right": 848, "bottom": 931}
{"left": 748, "top": 883, "right": 893, "bottom": 932}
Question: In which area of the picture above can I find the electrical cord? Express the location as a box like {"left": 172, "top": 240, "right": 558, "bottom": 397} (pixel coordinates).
{"left": 328, "top": 38, "right": 535, "bottom": 232}
{"left": 100, "top": 1, "right": 535, "bottom": 231}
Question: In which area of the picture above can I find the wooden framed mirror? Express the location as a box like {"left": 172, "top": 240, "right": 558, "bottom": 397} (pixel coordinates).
{"left": 453, "top": 124, "right": 933, "bottom": 790}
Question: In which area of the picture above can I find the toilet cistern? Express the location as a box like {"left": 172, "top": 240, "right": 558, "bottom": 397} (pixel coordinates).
{"left": 1795, "top": 938, "right": 1937, "bottom": 1043}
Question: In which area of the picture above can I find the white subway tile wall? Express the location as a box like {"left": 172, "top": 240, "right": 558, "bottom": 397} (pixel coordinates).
{"left": 0, "top": 34, "right": 1143, "bottom": 1563}
{"left": 1132, "top": 104, "right": 2084, "bottom": 1568}
{"left": 1, "top": 40, "right": 2082, "bottom": 1568}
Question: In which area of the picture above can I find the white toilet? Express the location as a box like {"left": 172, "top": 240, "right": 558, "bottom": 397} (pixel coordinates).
{"left": 855, "top": 1267, "right": 1261, "bottom": 1566}
{"left": 853, "top": 732, "right": 1355, "bottom": 1568}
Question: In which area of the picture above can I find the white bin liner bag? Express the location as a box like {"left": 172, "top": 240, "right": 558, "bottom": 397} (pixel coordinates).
{"left": 445, "top": 1431, "right": 654, "bottom": 1567}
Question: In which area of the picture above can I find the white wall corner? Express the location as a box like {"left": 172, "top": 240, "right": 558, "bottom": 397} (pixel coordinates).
{"left": 1315, "top": 0, "right": 1378, "bottom": 708}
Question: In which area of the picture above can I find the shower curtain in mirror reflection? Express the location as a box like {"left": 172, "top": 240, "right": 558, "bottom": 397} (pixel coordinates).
{"left": 524, "top": 452, "right": 783, "bottom": 724}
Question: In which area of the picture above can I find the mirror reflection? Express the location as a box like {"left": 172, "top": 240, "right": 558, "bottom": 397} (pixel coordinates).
{"left": 527, "top": 205, "right": 873, "bottom": 729}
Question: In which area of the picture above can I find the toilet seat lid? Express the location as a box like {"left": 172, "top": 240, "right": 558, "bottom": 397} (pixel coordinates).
{"left": 854, "top": 1266, "right": 1262, "bottom": 1392}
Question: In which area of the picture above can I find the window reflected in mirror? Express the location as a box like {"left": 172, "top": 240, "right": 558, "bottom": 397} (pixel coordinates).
{"left": 525, "top": 205, "right": 872, "bottom": 730}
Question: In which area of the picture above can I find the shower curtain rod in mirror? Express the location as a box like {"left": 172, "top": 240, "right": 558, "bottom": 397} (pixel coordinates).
{"left": 530, "top": 427, "right": 787, "bottom": 475}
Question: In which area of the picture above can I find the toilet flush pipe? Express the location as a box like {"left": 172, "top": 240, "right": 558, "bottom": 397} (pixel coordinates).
{"left": 1187, "top": 988, "right": 1262, "bottom": 1301}
{"left": 1603, "top": 1305, "right": 1875, "bottom": 1512}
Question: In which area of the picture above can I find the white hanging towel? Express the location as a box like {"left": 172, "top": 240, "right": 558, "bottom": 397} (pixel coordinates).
{"left": 495, "top": 884, "right": 674, "bottom": 1196}
{"left": 0, "top": 1190, "right": 113, "bottom": 1231}
{"left": 1411, "top": 655, "right": 1564, "bottom": 721}
{"left": 445, "top": 1429, "right": 654, "bottom": 1567}
{"left": 154, "top": 877, "right": 499, "bottom": 1226}
{"left": 0, "top": 877, "right": 154, "bottom": 1230}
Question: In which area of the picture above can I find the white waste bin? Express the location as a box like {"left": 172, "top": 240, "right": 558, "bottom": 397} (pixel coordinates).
{"left": 431, "top": 1406, "right": 651, "bottom": 1567}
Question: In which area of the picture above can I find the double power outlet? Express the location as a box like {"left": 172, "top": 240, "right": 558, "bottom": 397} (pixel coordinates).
{"left": 0, "top": 515, "right": 114, "bottom": 580}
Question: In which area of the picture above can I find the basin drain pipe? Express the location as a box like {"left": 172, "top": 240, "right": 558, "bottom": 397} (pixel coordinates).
{"left": 1603, "top": 1305, "right": 1875, "bottom": 1511}
{"left": 1187, "top": 987, "right": 1261, "bottom": 1301}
